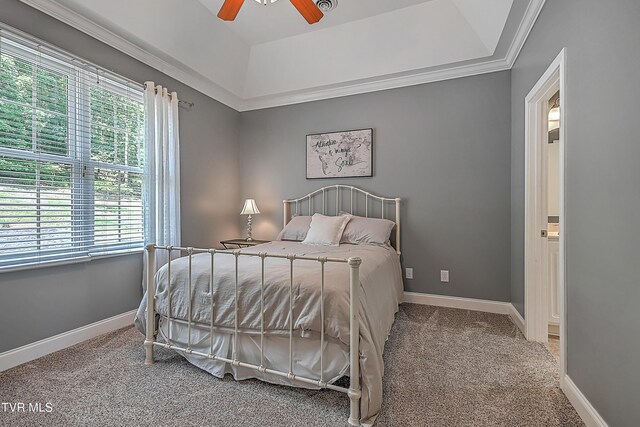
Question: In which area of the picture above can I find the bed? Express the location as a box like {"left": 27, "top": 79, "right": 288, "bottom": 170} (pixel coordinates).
{"left": 135, "top": 186, "right": 403, "bottom": 426}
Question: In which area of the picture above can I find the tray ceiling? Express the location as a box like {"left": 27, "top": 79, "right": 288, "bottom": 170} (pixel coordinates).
{"left": 199, "top": 0, "right": 439, "bottom": 45}
{"left": 21, "top": 0, "right": 544, "bottom": 111}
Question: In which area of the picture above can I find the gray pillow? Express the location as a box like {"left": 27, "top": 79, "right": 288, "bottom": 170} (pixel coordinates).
{"left": 276, "top": 216, "right": 312, "bottom": 241}
{"left": 340, "top": 214, "right": 395, "bottom": 245}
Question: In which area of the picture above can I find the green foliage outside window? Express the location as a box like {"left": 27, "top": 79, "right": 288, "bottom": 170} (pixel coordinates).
{"left": 0, "top": 48, "right": 145, "bottom": 256}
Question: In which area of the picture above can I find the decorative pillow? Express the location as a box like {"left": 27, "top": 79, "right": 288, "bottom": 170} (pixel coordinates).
{"left": 276, "top": 216, "right": 312, "bottom": 241}
{"left": 302, "top": 213, "right": 352, "bottom": 246}
{"left": 340, "top": 214, "right": 395, "bottom": 245}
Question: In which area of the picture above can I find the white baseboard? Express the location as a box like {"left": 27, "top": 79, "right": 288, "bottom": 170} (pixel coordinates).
{"left": 509, "top": 303, "right": 526, "bottom": 335}
{"left": 403, "top": 292, "right": 512, "bottom": 314}
{"left": 403, "top": 292, "right": 527, "bottom": 334}
{"left": 562, "top": 375, "right": 609, "bottom": 427}
{"left": 0, "top": 309, "right": 137, "bottom": 372}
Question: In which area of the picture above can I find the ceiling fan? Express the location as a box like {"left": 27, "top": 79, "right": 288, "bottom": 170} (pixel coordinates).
{"left": 217, "top": 0, "right": 324, "bottom": 24}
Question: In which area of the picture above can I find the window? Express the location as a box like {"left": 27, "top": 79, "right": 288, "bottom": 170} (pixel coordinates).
{"left": 0, "top": 28, "right": 145, "bottom": 270}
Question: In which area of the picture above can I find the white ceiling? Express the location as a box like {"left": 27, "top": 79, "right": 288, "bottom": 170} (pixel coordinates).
{"left": 198, "top": 0, "right": 437, "bottom": 45}
{"left": 22, "top": 0, "right": 543, "bottom": 111}
{"left": 244, "top": 0, "right": 512, "bottom": 99}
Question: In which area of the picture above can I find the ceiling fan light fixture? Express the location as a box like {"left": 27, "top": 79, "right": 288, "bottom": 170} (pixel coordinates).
{"left": 218, "top": 0, "right": 324, "bottom": 24}
{"left": 315, "top": 0, "right": 337, "bottom": 12}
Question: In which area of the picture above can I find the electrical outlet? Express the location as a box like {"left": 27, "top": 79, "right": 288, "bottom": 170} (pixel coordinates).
{"left": 440, "top": 270, "right": 449, "bottom": 283}
{"left": 405, "top": 268, "right": 414, "bottom": 279}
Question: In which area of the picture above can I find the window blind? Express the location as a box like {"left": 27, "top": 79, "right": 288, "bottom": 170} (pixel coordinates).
{"left": 0, "top": 26, "right": 145, "bottom": 270}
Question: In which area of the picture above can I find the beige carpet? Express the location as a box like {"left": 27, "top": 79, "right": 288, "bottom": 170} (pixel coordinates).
{"left": 0, "top": 304, "right": 584, "bottom": 426}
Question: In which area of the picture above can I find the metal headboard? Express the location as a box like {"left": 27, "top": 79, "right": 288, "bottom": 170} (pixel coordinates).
{"left": 283, "top": 185, "right": 402, "bottom": 255}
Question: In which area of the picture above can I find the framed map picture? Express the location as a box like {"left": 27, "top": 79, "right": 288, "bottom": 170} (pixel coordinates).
{"left": 306, "top": 128, "right": 373, "bottom": 179}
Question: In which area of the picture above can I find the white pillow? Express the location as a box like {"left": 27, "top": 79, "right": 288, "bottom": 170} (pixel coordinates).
{"left": 276, "top": 216, "right": 312, "bottom": 241}
{"left": 302, "top": 213, "right": 352, "bottom": 246}
{"left": 340, "top": 214, "right": 396, "bottom": 245}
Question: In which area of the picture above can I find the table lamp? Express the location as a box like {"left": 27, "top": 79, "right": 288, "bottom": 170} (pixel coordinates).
{"left": 240, "top": 199, "right": 260, "bottom": 241}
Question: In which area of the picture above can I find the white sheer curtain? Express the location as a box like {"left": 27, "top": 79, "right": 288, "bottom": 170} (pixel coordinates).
{"left": 142, "top": 81, "right": 181, "bottom": 289}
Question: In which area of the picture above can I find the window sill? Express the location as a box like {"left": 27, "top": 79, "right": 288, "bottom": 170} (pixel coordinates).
{"left": 0, "top": 248, "right": 144, "bottom": 274}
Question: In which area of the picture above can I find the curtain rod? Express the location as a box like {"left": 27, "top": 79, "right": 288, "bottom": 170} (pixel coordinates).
{"left": 143, "top": 82, "right": 195, "bottom": 109}
{"left": 176, "top": 98, "right": 195, "bottom": 110}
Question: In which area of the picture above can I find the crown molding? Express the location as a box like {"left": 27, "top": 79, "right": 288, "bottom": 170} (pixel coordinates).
{"left": 240, "top": 0, "right": 547, "bottom": 111}
{"left": 20, "top": 0, "right": 546, "bottom": 113}
{"left": 240, "top": 56, "right": 511, "bottom": 111}
{"left": 19, "top": 0, "right": 244, "bottom": 111}
{"left": 504, "top": 0, "right": 546, "bottom": 66}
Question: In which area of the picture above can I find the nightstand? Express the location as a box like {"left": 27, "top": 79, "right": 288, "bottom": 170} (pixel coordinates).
{"left": 220, "top": 238, "right": 270, "bottom": 249}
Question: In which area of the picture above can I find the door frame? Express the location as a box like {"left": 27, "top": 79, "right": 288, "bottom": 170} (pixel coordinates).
{"left": 524, "top": 48, "right": 567, "bottom": 380}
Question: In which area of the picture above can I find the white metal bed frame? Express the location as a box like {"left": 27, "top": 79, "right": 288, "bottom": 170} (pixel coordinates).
{"left": 283, "top": 185, "right": 402, "bottom": 255}
{"left": 144, "top": 185, "right": 401, "bottom": 426}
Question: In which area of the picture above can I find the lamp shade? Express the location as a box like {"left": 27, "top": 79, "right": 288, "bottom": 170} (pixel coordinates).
{"left": 240, "top": 199, "right": 260, "bottom": 215}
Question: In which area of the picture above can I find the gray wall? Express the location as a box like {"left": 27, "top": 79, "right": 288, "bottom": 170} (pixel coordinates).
{"left": 0, "top": 0, "right": 241, "bottom": 353}
{"left": 239, "top": 71, "right": 512, "bottom": 301}
{"left": 510, "top": 1, "right": 640, "bottom": 424}
{"left": 0, "top": 255, "right": 142, "bottom": 352}
{"left": 5, "top": 3, "right": 636, "bottom": 424}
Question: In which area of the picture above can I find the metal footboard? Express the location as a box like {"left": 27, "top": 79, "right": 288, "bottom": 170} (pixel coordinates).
{"left": 143, "top": 244, "right": 363, "bottom": 426}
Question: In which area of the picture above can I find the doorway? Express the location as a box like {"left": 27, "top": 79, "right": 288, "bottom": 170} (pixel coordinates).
{"left": 523, "top": 49, "right": 567, "bottom": 381}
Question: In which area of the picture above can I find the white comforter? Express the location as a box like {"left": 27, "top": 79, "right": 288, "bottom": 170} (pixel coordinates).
{"left": 135, "top": 241, "right": 403, "bottom": 425}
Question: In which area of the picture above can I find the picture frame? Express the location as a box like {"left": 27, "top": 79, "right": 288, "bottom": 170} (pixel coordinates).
{"left": 306, "top": 128, "right": 373, "bottom": 179}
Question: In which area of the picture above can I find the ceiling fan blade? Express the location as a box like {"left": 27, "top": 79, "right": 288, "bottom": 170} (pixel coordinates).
{"left": 218, "top": 0, "right": 245, "bottom": 21}
{"left": 289, "top": 0, "right": 324, "bottom": 24}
